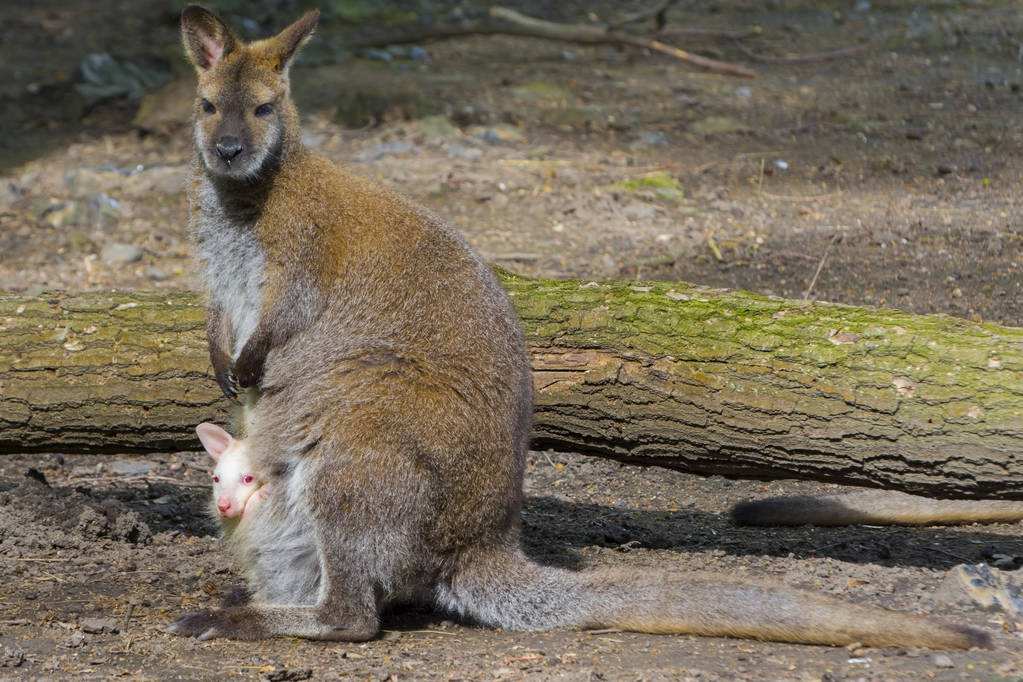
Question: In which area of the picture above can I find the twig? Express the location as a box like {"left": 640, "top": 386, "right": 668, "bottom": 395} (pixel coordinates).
{"left": 802, "top": 233, "right": 842, "bottom": 300}
{"left": 732, "top": 40, "right": 870, "bottom": 65}
{"left": 488, "top": 7, "right": 754, "bottom": 77}
{"left": 350, "top": 10, "right": 755, "bottom": 50}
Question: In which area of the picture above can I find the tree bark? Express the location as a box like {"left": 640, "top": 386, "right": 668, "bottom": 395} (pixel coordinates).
{"left": 1, "top": 279, "right": 1021, "bottom": 499}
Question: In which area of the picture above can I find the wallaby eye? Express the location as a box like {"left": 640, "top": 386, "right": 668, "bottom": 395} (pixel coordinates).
{"left": 201, "top": 98, "right": 216, "bottom": 114}
{"left": 242, "top": 474, "right": 254, "bottom": 485}
{"left": 254, "top": 103, "right": 274, "bottom": 117}
{"left": 212, "top": 475, "right": 220, "bottom": 483}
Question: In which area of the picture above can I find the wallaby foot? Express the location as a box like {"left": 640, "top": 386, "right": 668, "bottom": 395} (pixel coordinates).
{"left": 166, "top": 605, "right": 379, "bottom": 642}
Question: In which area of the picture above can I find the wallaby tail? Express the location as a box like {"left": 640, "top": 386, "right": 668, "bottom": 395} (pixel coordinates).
{"left": 437, "top": 548, "right": 990, "bottom": 649}
{"left": 731, "top": 490, "right": 1023, "bottom": 527}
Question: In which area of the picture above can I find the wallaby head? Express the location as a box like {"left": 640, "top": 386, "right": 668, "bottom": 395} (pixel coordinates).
{"left": 180, "top": 5, "right": 318, "bottom": 181}
{"left": 196, "top": 422, "right": 261, "bottom": 519}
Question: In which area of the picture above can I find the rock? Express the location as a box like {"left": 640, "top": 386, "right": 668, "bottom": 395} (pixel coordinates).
{"left": 629, "top": 131, "right": 669, "bottom": 149}
{"left": 735, "top": 86, "right": 753, "bottom": 98}
{"left": 0, "top": 645, "right": 24, "bottom": 668}
{"left": 76, "top": 53, "right": 172, "bottom": 104}
{"left": 66, "top": 631, "right": 87, "bottom": 648}
{"left": 446, "top": 144, "right": 482, "bottom": 160}
{"left": 264, "top": 668, "right": 313, "bottom": 682}
{"left": 107, "top": 460, "right": 154, "bottom": 476}
{"left": 931, "top": 654, "right": 954, "bottom": 669}
{"left": 936, "top": 563, "right": 1023, "bottom": 618}
{"left": 133, "top": 77, "right": 195, "bottom": 133}
{"left": 354, "top": 140, "right": 415, "bottom": 162}
{"left": 408, "top": 46, "right": 429, "bottom": 62}
{"left": 145, "top": 267, "right": 170, "bottom": 282}
{"left": 80, "top": 617, "right": 119, "bottom": 634}
{"left": 690, "top": 115, "right": 751, "bottom": 136}
{"left": 100, "top": 243, "right": 143, "bottom": 265}
{"left": 360, "top": 48, "right": 393, "bottom": 62}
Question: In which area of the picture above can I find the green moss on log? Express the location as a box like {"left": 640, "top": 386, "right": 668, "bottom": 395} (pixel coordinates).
{"left": 1, "top": 279, "right": 1021, "bottom": 499}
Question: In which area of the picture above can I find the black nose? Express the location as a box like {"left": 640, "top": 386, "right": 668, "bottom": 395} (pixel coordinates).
{"left": 215, "top": 136, "right": 243, "bottom": 161}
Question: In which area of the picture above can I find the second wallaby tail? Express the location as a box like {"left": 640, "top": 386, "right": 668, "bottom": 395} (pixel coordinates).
{"left": 437, "top": 548, "right": 990, "bottom": 649}
{"left": 731, "top": 490, "right": 1023, "bottom": 527}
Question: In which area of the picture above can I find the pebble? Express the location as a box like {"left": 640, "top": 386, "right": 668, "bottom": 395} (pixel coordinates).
{"left": 108, "top": 460, "right": 154, "bottom": 476}
{"left": 65, "top": 632, "right": 86, "bottom": 648}
{"left": 472, "top": 125, "right": 524, "bottom": 145}
{"left": 145, "top": 267, "right": 170, "bottom": 282}
{"left": 931, "top": 654, "right": 954, "bottom": 668}
{"left": 0, "top": 645, "right": 25, "bottom": 668}
{"left": 80, "top": 617, "right": 119, "bottom": 634}
{"left": 629, "top": 131, "right": 669, "bottom": 149}
{"left": 361, "top": 48, "right": 393, "bottom": 62}
{"left": 100, "top": 242, "right": 143, "bottom": 265}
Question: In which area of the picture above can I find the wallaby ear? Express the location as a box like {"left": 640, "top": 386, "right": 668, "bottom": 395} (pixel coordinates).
{"left": 196, "top": 422, "right": 234, "bottom": 461}
{"left": 181, "top": 5, "right": 238, "bottom": 71}
{"left": 268, "top": 9, "right": 319, "bottom": 74}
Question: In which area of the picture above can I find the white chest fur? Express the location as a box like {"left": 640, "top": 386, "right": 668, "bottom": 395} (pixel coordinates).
{"left": 194, "top": 185, "right": 267, "bottom": 359}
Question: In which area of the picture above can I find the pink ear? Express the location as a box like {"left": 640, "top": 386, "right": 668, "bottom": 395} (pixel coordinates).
{"left": 201, "top": 35, "right": 225, "bottom": 67}
{"left": 195, "top": 422, "right": 234, "bottom": 461}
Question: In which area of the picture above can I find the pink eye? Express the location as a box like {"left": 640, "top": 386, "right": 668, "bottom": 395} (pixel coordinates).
{"left": 212, "top": 475, "right": 220, "bottom": 483}
{"left": 242, "top": 475, "right": 254, "bottom": 485}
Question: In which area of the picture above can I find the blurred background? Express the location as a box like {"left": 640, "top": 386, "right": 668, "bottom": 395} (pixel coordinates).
{"left": 0, "top": 0, "right": 1020, "bottom": 325}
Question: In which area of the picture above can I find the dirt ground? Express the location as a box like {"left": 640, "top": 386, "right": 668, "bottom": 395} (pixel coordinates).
{"left": 1, "top": 1, "right": 1022, "bottom": 679}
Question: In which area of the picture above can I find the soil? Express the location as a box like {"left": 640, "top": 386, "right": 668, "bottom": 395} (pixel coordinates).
{"left": 1, "top": 1, "right": 1022, "bottom": 680}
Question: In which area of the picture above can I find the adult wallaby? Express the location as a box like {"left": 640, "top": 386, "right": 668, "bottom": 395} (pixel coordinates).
{"left": 168, "top": 5, "right": 989, "bottom": 649}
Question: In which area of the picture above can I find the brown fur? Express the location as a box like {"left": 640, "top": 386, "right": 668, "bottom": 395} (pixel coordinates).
{"left": 732, "top": 489, "right": 1023, "bottom": 527}
{"left": 167, "top": 6, "right": 991, "bottom": 651}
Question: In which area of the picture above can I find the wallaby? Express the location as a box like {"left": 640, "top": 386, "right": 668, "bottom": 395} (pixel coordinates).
{"left": 732, "top": 489, "right": 1023, "bottom": 527}
{"left": 196, "top": 422, "right": 269, "bottom": 522}
{"left": 167, "top": 6, "right": 990, "bottom": 649}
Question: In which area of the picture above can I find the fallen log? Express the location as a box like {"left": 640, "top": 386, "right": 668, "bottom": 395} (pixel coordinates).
{"left": 1, "top": 277, "right": 1021, "bottom": 498}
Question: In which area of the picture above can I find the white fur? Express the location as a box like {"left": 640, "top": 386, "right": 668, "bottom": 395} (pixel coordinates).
{"left": 233, "top": 457, "right": 320, "bottom": 605}
{"left": 211, "top": 440, "right": 260, "bottom": 517}
{"left": 195, "top": 177, "right": 266, "bottom": 358}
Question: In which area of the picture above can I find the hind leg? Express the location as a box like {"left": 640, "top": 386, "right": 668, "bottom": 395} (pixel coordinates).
{"left": 169, "top": 453, "right": 417, "bottom": 641}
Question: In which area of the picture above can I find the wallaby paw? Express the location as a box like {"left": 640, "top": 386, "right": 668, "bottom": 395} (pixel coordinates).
{"left": 166, "top": 609, "right": 218, "bottom": 638}
{"left": 166, "top": 607, "right": 264, "bottom": 641}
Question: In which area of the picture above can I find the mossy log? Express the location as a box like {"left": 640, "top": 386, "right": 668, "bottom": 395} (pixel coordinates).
{"left": 1, "top": 278, "right": 1021, "bottom": 499}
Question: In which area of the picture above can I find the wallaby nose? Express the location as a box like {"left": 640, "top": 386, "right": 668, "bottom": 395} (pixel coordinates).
{"left": 217, "top": 497, "right": 232, "bottom": 515}
{"left": 215, "top": 136, "right": 243, "bottom": 161}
